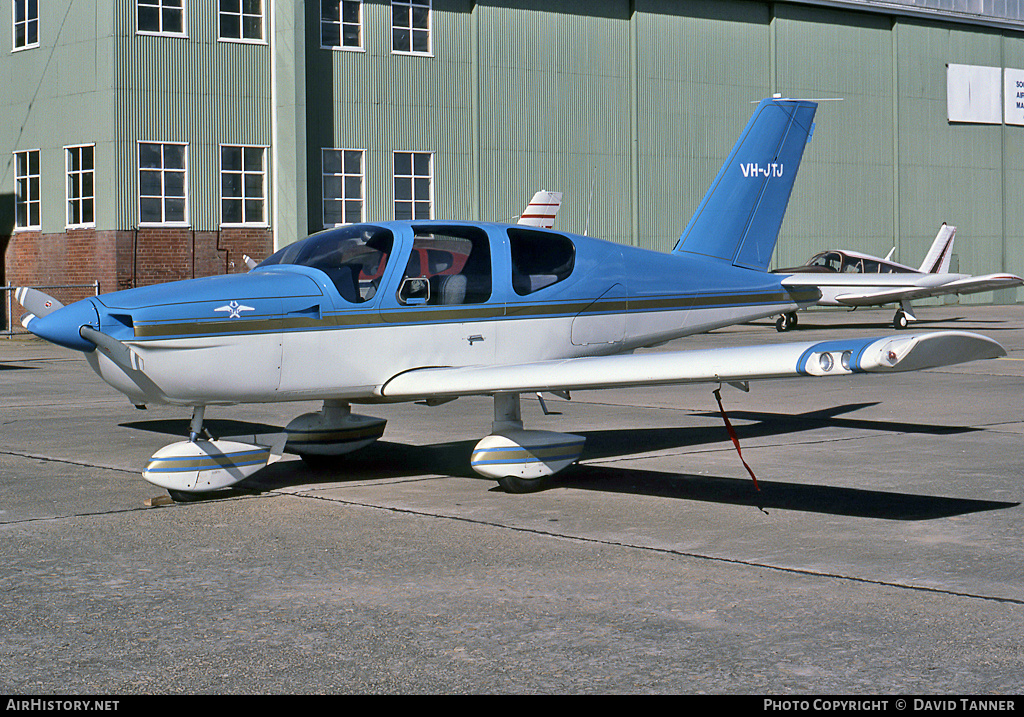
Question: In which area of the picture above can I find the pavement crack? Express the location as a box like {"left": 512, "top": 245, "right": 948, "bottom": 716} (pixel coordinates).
{"left": 1, "top": 449, "right": 138, "bottom": 475}
{"left": 277, "top": 487, "right": 1024, "bottom": 607}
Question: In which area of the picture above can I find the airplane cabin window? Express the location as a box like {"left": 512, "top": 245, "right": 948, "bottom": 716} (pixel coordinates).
{"left": 257, "top": 225, "right": 395, "bottom": 304}
{"left": 508, "top": 228, "right": 575, "bottom": 296}
{"left": 397, "top": 226, "right": 492, "bottom": 306}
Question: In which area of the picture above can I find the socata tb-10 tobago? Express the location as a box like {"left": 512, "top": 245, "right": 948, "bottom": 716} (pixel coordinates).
{"left": 18, "top": 98, "right": 1005, "bottom": 499}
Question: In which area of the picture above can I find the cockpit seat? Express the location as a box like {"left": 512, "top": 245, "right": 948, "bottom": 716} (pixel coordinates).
{"left": 323, "top": 265, "right": 360, "bottom": 304}
{"left": 436, "top": 274, "right": 467, "bottom": 305}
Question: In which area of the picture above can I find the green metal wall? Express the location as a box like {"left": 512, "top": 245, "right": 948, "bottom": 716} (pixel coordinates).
{"left": 4, "top": 0, "right": 1023, "bottom": 305}
{"left": 113, "top": 0, "right": 272, "bottom": 232}
{"left": 0, "top": 0, "right": 117, "bottom": 234}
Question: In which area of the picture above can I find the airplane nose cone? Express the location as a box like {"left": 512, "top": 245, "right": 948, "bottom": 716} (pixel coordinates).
{"left": 24, "top": 299, "right": 100, "bottom": 352}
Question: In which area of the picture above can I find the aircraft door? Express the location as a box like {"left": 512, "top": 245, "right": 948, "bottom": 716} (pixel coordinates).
{"left": 378, "top": 225, "right": 500, "bottom": 368}
{"left": 571, "top": 282, "right": 627, "bottom": 347}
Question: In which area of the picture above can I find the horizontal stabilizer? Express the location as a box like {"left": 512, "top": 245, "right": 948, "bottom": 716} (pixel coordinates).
{"left": 379, "top": 331, "right": 1005, "bottom": 400}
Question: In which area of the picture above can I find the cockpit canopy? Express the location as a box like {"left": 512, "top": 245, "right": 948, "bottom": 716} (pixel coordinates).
{"left": 804, "top": 251, "right": 912, "bottom": 274}
{"left": 257, "top": 222, "right": 579, "bottom": 306}
{"left": 258, "top": 225, "right": 394, "bottom": 303}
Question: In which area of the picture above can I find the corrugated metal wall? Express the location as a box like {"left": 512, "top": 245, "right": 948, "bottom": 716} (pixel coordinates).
{"left": 3, "top": 0, "right": 1022, "bottom": 303}
{"left": 113, "top": 0, "right": 272, "bottom": 231}
{"left": 0, "top": 0, "right": 116, "bottom": 233}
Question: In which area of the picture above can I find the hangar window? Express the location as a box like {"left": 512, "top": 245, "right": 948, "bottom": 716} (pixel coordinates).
{"left": 508, "top": 228, "right": 575, "bottom": 296}
{"left": 66, "top": 145, "right": 95, "bottom": 229}
{"left": 13, "top": 0, "right": 38, "bottom": 50}
{"left": 219, "top": 0, "right": 263, "bottom": 42}
{"left": 258, "top": 225, "right": 395, "bottom": 305}
{"left": 321, "top": 0, "right": 362, "bottom": 50}
{"left": 137, "top": 0, "right": 185, "bottom": 35}
{"left": 394, "top": 151, "right": 432, "bottom": 220}
{"left": 221, "top": 145, "right": 266, "bottom": 226}
{"left": 323, "top": 149, "right": 364, "bottom": 226}
{"left": 397, "top": 226, "right": 491, "bottom": 306}
{"left": 392, "top": 0, "right": 430, "bottom": 55}
{"left": 139, "top": 142, "right": 188, "bottom": 225}
{"left": 13, "top": 149, "right": 40, "bottom": 230}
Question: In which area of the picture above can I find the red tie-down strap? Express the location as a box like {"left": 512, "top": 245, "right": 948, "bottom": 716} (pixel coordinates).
{"left": 712, "top": 387, "right": 759, "bottom": 491}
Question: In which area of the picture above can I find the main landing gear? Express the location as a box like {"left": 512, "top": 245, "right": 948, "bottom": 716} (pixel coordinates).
{"left": 893, "top": 309, "right": 909, "bottom": 330}
{"left": 471, "top": 393, "right": 585, "bottom": 493}
{"left": 893, "top": 300, "right": 916, "bottom": 330}
{"left": 775, "top": 311, "right": 799, "bottom": 332}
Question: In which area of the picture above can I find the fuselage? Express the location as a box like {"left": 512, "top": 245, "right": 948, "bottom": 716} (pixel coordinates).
{"left": 29, "top": 220, "right": 817, "bottom": 407}
{"left": 775, "top": 249, "right": 967, "bottom": 306}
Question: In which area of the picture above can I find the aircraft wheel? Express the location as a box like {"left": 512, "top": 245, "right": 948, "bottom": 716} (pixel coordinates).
{"left": 893, "top": 310, "right": 908, "bottom": 330}
{"left": 775, "top": 314, "right": 792, "bottom": 332}
{"left": 496, "top": 474, "right": 548, "bottom": 494}
{"left": 787, "top": 311, "right": 799, "bottom": 327}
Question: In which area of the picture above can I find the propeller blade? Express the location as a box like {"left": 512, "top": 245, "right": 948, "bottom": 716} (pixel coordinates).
{"left": 79, "top": 326, "right": 145, "bottom": 372}
{"left": 15, "top": 287, "right": 64, "bottom": 319}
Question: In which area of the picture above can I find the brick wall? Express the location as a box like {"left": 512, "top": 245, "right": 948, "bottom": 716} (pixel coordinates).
{"left": 3, "top": 226, "right": 274, "bottom": 325}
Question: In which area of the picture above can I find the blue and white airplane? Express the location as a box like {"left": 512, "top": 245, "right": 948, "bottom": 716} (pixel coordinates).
{"left": 17, "top": 98, "right": 1006, "bottom": 499}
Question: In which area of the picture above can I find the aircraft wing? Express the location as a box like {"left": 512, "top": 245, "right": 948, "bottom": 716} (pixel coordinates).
{"left": 831, "top": 273, "right": 1022, "bottom": 307}
{"left": 379, "top": 331, "right": 1004, "bottom": 400}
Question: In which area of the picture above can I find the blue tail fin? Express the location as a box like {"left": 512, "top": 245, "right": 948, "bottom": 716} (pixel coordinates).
{"left": 673, "top": 98, "right": 818, "bottom": 271}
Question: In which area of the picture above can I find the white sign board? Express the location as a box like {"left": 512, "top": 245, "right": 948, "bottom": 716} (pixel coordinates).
{"left": 1005, "top": 68, "right": 1024, "bottom": 126}
{"left": 947, "top": 64, "right": 1002, "bottom": 124}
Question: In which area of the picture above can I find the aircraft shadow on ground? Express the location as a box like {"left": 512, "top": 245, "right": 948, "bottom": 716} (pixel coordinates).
{"left": 548, "top": 465, "right": 1016, "bottom": 520}
{"left": 0, "top": 363, "right": 38, "bottom": 370}
{"left": 122, "top": 408, "right": 1015, "bottom": 519}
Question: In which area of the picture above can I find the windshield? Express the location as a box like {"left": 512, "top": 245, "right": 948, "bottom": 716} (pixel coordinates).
{"left": 258, "top": 225, "right": 394, "bottom": 303}
{"left": 806, "top": 252, "right": 843, "bottom": 272}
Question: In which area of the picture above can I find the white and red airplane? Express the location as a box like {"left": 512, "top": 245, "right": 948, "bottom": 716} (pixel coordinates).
{"left": 773, "top": 223, "right": 1022, "bottom": 330}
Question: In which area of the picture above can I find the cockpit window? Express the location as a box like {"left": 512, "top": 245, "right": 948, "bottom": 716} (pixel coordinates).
{"left": 258, "top": 225, "right": 394, "bottom": 304}
{"left": 806, "top": 252, "right": 843, "bottom": 272}
{"left": 508, "top": 228, "right": 575, "bottom": 295}
{"left": 397, "top": 226, "right": 492, "bottom": 306}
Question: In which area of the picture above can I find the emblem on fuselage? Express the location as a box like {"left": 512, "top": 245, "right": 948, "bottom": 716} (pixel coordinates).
{"left": 215, "top": 300, "right": 255, "bottom": 319}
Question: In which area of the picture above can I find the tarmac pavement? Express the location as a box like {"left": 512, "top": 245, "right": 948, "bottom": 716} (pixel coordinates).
{"left": 1, "top": 305, "right": 1023, "bottom": 694}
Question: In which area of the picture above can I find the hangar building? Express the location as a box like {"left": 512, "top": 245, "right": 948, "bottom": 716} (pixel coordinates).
{"left": 2, "top": 0, "right": 1023, "bottom": 325}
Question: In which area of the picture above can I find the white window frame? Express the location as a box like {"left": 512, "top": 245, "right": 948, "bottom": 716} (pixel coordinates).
{"left": 320, "top": 0, "right": 364, "bottom": 51}
{"left": 322, "top": 148, "right": 365, "bottom": 227}
{"left": 12, "top": 0, "right": 39, "bottom": 51}
{"left": 393, "top": 151, "right": 433, "bottom": 221}
{"left": 65, "top": 144, "right": 96, "bottom": 229}
{"left": 391, "top": 0, "right": 431, "bottom": 56}
{"left": 218, "top": 0, "right": 264, "bottom": 44}
{"left": 219, "top": 144, "right": 268, "bottom": 227}
{"left": 136, "top": 0, "right": 187, "bottom": 37}
{"left": 13, "top": 148, "right": 40, "bottom": 231}
{"left": 138, "top": 141, "right": 189, "bottom": 227}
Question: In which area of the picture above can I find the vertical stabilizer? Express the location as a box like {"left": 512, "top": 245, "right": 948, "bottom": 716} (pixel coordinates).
{"left": 673, "top": 98, "right": 818, "bottom": 271}
{"left": 517, "top": 190, "right": 563, "bottom": 229}
{"left": 918, "top": 223, "right": 956, "bottom": 274}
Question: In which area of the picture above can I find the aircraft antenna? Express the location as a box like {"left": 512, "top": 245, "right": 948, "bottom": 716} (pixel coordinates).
{"left": 584, "top": 172, "right": 596, "bottom": 236}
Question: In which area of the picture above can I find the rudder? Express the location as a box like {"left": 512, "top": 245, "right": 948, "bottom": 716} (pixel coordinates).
{"left": 673, "top": 98, "right": 818, "bottom": 271}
